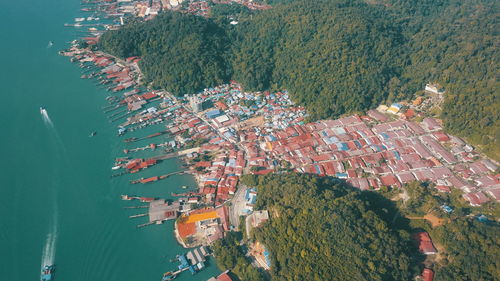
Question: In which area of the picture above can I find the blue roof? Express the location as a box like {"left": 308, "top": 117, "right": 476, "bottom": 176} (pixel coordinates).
{"left": 178, "top": 254, "right": 189, "bottom": 268}
{"left": 393, "top": 151, "right": 401, "bottom": 160}
{"left": 354, "top": 140, "right": 362, "bottom": 149}
{"left": 338, "top": 143, "right": 349, "bottom": 151}
{"left": 206, "top": 109, "right": 221, "bottom": 118}
{"left": 267, "top": 135, "right": 277, "bottom": 141}
{"left": 188, "top": 266, "right": 197, "bottom": 274}
{"left": 263, "top": 250, "right": 271, "bottom": 266}
{"left": 314, "top": 165, "right": 322, "bottom": 174}
{"left": 442, "top": 205, "right": 453, "bottom": 213}
{"left": 391, "top": 103, "right": 402, "bottom": 109}
{"left": 476, "top": 214, "right": 489, "bottom": 222}
{"left": 335, "top": 173, "right": 348, "bottom": 178}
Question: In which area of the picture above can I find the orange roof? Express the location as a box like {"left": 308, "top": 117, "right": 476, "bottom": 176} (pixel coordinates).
{"left": 217, "top": 272, "right": 234, "bottom": 281}
{"left": 184, "top": 211, "right": 218, "bottom": 224}
{"left": 405, "top": 109, "right": 415, "bottom": 118}
{"left": 215, "top": 101, "right": 229, "bottom": 110}
{"left": 413, "top": 96, "right": 423, "bottom": 105}
{"left": 177, "top": 222, "right": 196, "bottom": 238}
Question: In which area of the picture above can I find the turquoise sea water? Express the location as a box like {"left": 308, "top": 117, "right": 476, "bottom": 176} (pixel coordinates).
{"left": 0, "top": 0, "right": 219, "bottom": 280}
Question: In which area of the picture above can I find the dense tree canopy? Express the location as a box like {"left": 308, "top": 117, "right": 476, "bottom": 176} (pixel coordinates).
{"left": 211, "top": 231, "right": 264, "bottom": 281}
{"left": 98, "top": 12, "right": 231, "bottom": 95}
{"left": 232, "top": 0, "right": 406, "bottom": 119}
{"left": 99, "top": 0, "right": 499, "bottom": 158}
{"left": 242, "top": 173, "right": 417, "bottom": 281}
{"left": 430, "top": 218, "right": 500, "bottom": 281}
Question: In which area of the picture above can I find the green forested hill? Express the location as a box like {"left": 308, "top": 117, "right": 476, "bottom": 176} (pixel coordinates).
{"left": 430, "top": 218, "right": 500, "bottom": 281}
{"left": 98, "top": 0, "right": 498, "bottom": 158}
{"left": 232, "top": 0, "right": 406, "bottom": 119}
{"left": 98, "top": 12, "right": 231, "bottom": 95}
{"left": 400, "top": 0, "right": 499, "bottom": 157}
{"left": 241, "top": 173, "right": 417, "bottom": 281}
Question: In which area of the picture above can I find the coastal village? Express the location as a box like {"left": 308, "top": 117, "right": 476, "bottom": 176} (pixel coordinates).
{"left": 61, "top": 0, "right": 499, "bottom": 280}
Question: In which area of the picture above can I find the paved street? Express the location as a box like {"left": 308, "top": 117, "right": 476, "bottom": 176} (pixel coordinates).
{"left": 229, "top": 184, "right": 248, "bottom": 230}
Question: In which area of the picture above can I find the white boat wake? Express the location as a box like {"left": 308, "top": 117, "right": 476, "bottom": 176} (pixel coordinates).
{"left": 40, "top": 108, "right": 54, "bottom": 127}
{"left": 40, "top": 107, "right": 60, "bottom": 267}
{"left": 41, "top": 208, "right": 58, "bottom": 267}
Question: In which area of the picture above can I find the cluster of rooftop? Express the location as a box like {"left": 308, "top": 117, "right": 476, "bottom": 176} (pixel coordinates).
{"left": 179, "top": 0, "right": 271, "bottom": 17}
{"left": 176, "top": 82, "right": 499, "bottom": 207}
{"left": 80, "top": 0, "right": 163, "bottom": 21}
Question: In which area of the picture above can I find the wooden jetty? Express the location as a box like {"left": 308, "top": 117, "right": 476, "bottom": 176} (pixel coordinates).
{"left": 171, "top": 192, "right": 202, "bottom": 197}
{"left": 137, "top": 221, "right": 155, "bottom": 228}
{"left": 129, "top": 171, "right": 185, "bottom": 184}
{"left": 129, "top": 213, "right": 147, "bottom": 218}
{"left": 110, "top": 111, "right": 133, "bottom": 122}
{"left": 152, "top": 151, "right": 180, "bottom": 161}
{"left": 123, "top": 205, "right": 148, "bottom": 209}
{"left": 108, "top": 108, "right": 127, "bottom": 117}
{"left": 123, "top": 130, "right": 170, "bottom": 143}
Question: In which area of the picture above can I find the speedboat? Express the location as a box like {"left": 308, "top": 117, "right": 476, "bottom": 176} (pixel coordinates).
{"left": 41, "top": 264, "right": 55, "bottom": 281}
{"left": 162, "top": 272, "right": 176, "bottom": 281}
{"left": 40, "top": 107, "right": 46, "bottom": 115}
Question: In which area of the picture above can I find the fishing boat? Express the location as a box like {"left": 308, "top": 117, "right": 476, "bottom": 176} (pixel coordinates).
{"left": 162, "top": 272, "right": 176, "bottom": 281}
{"left": 40, "top": 265, "right": 55, "bottom": 281}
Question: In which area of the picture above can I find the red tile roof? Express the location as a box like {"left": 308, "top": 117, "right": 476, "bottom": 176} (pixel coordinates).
{"left": 412, "top": 232, "right": 437, "bottom": 255}
{"left": 422, "top": 268, "right": 434, "bottom": 281}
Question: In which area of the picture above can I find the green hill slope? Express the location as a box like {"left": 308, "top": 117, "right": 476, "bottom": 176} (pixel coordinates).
{"left": 242, "top": 173, "right": 417, "bottom": 281}
{"left": 98, "top": 0, "right": 498, "bottom": 159}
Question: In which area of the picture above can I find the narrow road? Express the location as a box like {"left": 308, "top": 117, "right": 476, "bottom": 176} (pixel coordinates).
{"left": 229, "top": 184, "right": 248, "bottom": 230}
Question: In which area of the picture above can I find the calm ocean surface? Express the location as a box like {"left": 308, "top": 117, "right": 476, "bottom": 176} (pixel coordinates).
{"left": 0, "top": 0, "right": 219, "bottom": 280}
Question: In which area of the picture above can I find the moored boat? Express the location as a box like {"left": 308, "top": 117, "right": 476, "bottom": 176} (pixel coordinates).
{"left": 162, "top": 272, "right": 176, "bottom": 281}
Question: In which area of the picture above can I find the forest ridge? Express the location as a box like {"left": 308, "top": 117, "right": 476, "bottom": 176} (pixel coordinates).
{"left": 98, "top": 0, "right": 499, "bottom": 159}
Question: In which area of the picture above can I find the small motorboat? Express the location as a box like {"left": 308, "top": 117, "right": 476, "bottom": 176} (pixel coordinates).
{"left": 41, "top": 264, "right": 55, "bottom": 281}
{"left": 89, "top": 131, "right": 97, "bottom": 137}
{"left": 162, "top": 272, "right": 176, "bottom": 281}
